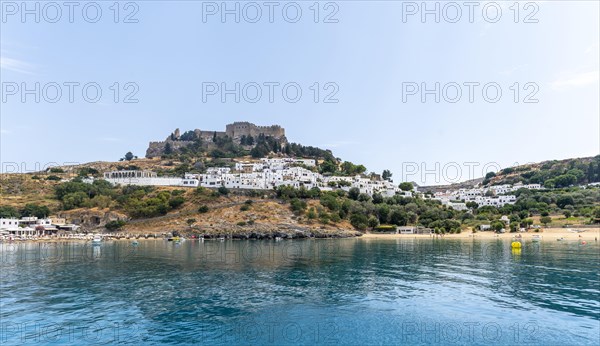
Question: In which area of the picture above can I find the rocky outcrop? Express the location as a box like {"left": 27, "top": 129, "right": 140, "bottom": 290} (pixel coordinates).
{"left": 145, "top": 122, "right": 287, "bottom": 158}
{"left": 58, "top": 209, "right": 129, "bottom": 231}
{"left": 145, "top": 140, "right": 195, "bottom": 158}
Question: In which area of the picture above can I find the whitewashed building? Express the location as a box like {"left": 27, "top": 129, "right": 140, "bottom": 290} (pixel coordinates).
{"left": 96, "top": 158, "right": 421, "bottom": 197}
{"left": 103, "top": 170, "right": 199, "bottom": 187}
{"left": 447, "top": 202, "right": 468, "bottom": 211}
{"left": 0, "top": 218, "right": 20, "bottom": 230}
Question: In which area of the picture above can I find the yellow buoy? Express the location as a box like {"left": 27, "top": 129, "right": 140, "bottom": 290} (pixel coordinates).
{"left": 511, "top": 241, "right": 522, "bottom": 249}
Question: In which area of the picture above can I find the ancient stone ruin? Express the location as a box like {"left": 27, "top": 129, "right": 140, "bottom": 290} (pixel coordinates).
{"left": 145, "top": 122, "right": 286, "bottom": 158}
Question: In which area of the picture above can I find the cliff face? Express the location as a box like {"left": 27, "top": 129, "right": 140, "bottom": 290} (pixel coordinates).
{"left": 146, "top": 140, "right": 195, "bottom": 158}
{"left": 57, "top": 208, "right": 129, "bottom": 231}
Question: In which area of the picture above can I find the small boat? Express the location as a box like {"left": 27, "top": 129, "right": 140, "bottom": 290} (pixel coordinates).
{"left": 218, "top": 236, "right": 225, "bottom": 242}
{"left": 532, "top": 235, "right": 542, "bottom": 242}
{"left": 131, "top": 240, "right": 139, "bottom": 246}
{"left": 275, "top": 237, "right": 283, "bottom": 241}
{"left": 92, "top": 235, "right": 102, "bottom": 245}
{"left": 556, "top": 237, "right": 564, "bottom": 241}
{"left": 511, "top": 241, "right": 522, "bottom": 249}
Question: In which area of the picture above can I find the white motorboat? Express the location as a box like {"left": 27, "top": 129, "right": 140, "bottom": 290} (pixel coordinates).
{"left": 92, "top": 235, "right": 102, "bottom": 244}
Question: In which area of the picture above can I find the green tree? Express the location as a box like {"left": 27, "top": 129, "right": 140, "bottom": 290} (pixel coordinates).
{"left": 308, "top": 187, "right": 322, "bottom": 199}
{"left": 587, "top": 162, "right": 597, "bottom": 182}
{"left": 320, "top": 194, "right": 340, "bottom": 211}
{"left": 105, "top": 220, "right": 126, "bottom": 231}
{"left": 540, "top": 216, "right": 552, "bottom": 227}
{"left": 523, "top": 219, "right": 534, "bottom": 229}
{"left": 382, "top": 170, "right": 392, "bottom": 181}
{"left": 21, "top": 204, "right": 51, "bottom": 218}
{"left": 168, "top": 196, "right": 185, "bottom": 208}
{"left": 250, "top": 144, "right": 270, "bottom": 158}
{"left": 485, "top": 171, "right": 497, "bottom": 180}
{"left": 348, "top": 187, "right": 360, "bottom": 200}
{"left": 0, "top": 206, "right": 20, "bottom": 218}
{"left": 124, "top": 152, "right": 134, "bottom": 161}
{"left": 290, "top": 198, "right": 307, "bottom": 215}
{"left": 556, "top": 195, "right": 574, "bottom": 209}
{"left": 377, "top": 204, "right": 390, "bottom": 224}
{"left": 492, "top": 221, "right": 504, "bottom": 232}
{"left": 389, "top": 209, "right": 408, "bottom": 226}
{"left": 319, "top": 160, "right": 338, "bottom": 174}
{"left": 466, "top": 201, "right": 478, "bottom": 209}
{"left": 372, "top": 193, "right": 384, "bottom": 204}
{"left": 592, "top": 208, "right": 600, "bottom": 223}
{"left": 350, "top": 213, "right": 369, "bottom": 230}
{"left": 368, "top": 216, "right": 380, "bottom": 229}
{"left": 357, "top": 193, "right": 371, "bottom": 202}
{"left": 164, "top": 142, "right": 173, "bottom": 155}
{"left": 399, "top": 182, "right": 413, "bottom": 191}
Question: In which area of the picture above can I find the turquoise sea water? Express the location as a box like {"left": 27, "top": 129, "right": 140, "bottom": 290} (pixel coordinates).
{"left": 1, "top": 238, "right": 599, "bottom": 345}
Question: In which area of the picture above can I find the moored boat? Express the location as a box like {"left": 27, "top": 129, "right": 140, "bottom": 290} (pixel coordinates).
{"left": 92, "top": 235, "right": 102, "bottom": 245}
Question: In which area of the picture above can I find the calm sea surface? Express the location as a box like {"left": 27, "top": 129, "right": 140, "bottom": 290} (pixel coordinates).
{"left": 0, "top": 238, "right": 598, "bottom": 345}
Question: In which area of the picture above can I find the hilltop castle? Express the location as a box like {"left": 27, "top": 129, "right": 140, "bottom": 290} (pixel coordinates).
{"left": 145, "top": 122, "right": 286, "bottom": 158}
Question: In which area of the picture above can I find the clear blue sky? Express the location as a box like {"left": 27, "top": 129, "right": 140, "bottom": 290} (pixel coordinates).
{"left": 1, "top": 1, "right": 598, "bottom": 185}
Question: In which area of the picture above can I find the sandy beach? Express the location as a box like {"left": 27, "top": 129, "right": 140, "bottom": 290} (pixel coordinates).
{"left": 361, "top": 227, "right": 600, "bottom": 242}
{"left": 2, "top": 227, "right": 599, "bottom": 243}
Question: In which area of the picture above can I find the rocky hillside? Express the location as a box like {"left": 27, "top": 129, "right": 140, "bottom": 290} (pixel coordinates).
{"left": 484, "top": 156, "right": 600, "bottom": 188}
{"left": 0, "top": 170, "right": 359, "bottom": 238}
{"left": 415, "top": 156, "right": 600, "bottom": 192}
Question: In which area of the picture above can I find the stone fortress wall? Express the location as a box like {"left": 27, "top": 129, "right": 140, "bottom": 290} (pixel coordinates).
{"left": 225, "top": 122, "right": 285, "bottom": 141}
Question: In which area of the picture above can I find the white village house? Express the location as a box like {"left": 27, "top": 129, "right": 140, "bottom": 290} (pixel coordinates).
{"left": 96, "top": 158, "right": 403, "bottom": 197}
{"left": 0, "top": 217, "right": 66, "bottom": 237}
{"left": 95, "top": 159, "right": 541, "bottom": 204}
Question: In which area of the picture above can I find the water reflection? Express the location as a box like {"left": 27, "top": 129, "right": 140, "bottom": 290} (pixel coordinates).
{"left": 1, "top": 238, "right": 598, "bottom": 345}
